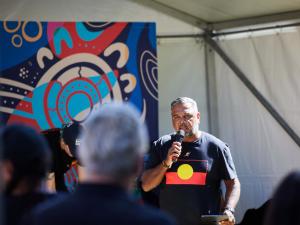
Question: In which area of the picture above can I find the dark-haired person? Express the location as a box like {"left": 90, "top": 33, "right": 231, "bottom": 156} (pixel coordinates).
{"left": 141, "top": 97, "right": 240, "bottom": 225}
{"left": 0, "top": 124, "right": 54, "bottom": 225}
{"left": 264, "top": 171, "right": 300, "bottom": 225}
{"left": 42, "top": 122, "right": 82, "bottom": 192}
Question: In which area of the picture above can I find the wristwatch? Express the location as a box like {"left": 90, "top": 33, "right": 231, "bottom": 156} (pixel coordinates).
{"left": 224, "top": 207, "right": 235, "bottom": 214}
{"left": 162, "top": 160, "right": 171, "bottom": 168}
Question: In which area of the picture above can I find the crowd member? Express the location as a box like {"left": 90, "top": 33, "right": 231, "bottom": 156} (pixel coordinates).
{"left": 264, "top": 171, "right": 300, "bottom": 225}
{"left": 238, "top": 199, "right": 271, "bottom": 225}
{"left": 141, "top": 97, "right": 240, "bottom": 225}
{"left": 0, "top": 124, "right": 54, "bottom": 225}
{"left": 25, "top": 102, "right": 177, "bottom": 225}
{"left": 42, "top": 122, "right": 82, "bottom": 192}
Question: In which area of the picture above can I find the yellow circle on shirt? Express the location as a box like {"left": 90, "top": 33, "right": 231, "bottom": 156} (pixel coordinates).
{"left": 177, "top": 164, "right": 193, "bottom": 180}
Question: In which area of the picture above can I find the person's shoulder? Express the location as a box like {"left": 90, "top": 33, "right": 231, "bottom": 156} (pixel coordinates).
{"left": 154, "top": 133, "right": 173, "bottom": 145}
{"left": 20, "top": 192, "right": 69, "bottom": 225}
{"left": 202, "top": 132, "right": 228, "bottom": 149}
{"left": 30, "top": 192, "right": 69, "bottom": 218}
{"left": 4, "top": 192, "right": 56, "bottom": 209}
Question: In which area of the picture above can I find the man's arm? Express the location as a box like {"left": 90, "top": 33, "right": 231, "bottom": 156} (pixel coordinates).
{"left": 141, "top": 142, "right": 182, "bottom": 192}
{"left": 223, "top": 177, "right": 240, "bottom": 210}
{"left": 141, "top": 163, "right": 168, "bottom": 192}
{"left": 222, "top": 177, "right": 241, "bottom": 224}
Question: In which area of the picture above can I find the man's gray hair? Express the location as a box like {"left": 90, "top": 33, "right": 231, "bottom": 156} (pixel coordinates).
{"left": 78, "top": 102, "right": 149, "bottom": 180}
{"left": 171, "top": 97, "right": 198, "bottom": 112}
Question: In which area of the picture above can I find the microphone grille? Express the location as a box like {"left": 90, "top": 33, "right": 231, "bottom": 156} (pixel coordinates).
{"left": 177, "top": 129, "right": 185, "bottom": 137}
{"left": 174, "top": 129, "right": 185, "bottom": 143}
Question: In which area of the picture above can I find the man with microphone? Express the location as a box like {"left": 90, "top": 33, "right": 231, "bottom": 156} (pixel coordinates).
{"left": 141, "top": 97, "right": 240, "bottom": 225}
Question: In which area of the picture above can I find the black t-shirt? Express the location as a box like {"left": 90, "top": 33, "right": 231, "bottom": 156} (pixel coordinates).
{"left": 145, "top": 132, "right": 238, "bottom": 225}
{"left": 42, "top": 129, "right": 78, "bottom": 192}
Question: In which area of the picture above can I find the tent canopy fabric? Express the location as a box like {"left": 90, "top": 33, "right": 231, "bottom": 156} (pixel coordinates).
{"left": 152, "top": 0, "right": 300, "bottom": 22}
{"left": 136, "top": 0, "right": 300, "bottom": 31}
{"left": 3, "top": 0, "right": 300, "bottom": 34}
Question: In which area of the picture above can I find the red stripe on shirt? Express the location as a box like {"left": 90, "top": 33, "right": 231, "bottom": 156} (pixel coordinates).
{"left": 165, "top": 172, "right": 207, "bottom": 185}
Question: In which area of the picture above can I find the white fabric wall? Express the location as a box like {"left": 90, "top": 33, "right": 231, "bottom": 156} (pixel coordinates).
{"left": 215, "top": 30, "right": 300, "bottom": 222}
{"left": 157, "top": 38, "right": 208, "bottom": 136}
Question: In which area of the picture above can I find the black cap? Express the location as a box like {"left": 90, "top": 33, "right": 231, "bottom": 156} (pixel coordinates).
{"left": 60, "top": 122, "right": 82, "bottom": 158}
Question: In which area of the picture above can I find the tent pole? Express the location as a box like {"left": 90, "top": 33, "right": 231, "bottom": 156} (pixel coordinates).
{"left": 204, "top": 41, "right": 219, "bottom": 136}
{"left": 157, "top": 34, "right": 203, "bottom": 39}
{"left": 156, "top": 22, "right": 300, "bottom": 39}
{"left": 213, "top": 22, "right": 300, "bottom": 37}
{"left": 203, "top": 33, "right": 300, "bottom": 148}
{"left": 212, "top": 10, "right": 300, "bottom": 31}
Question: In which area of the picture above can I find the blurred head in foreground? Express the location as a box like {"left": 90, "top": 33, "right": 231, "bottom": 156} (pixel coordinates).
{"left": 78, "top": 102, "right": 148, "bottom": 189}
{"left": 0, "top": 124, "right": 51, "bottom": 195}
{"left": 264, "top": 171, "right": 300, "bottom": 225}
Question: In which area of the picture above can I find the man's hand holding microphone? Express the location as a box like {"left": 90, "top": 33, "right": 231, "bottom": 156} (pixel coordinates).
{"left": 162, "top": 130, "right": 185, "bottom": 169}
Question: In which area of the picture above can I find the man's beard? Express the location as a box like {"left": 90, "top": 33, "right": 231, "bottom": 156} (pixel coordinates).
{"left": 185, "top": 124, "right": 199, "bottom": 137}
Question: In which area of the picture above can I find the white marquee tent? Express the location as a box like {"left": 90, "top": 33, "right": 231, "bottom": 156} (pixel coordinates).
{"left": 2, "top": 0, "right": 300, "bottom": 222}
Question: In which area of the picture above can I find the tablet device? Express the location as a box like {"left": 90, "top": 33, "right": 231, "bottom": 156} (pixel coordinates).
{"left": 200, "top": 214, "right": 229, "bottom": 225}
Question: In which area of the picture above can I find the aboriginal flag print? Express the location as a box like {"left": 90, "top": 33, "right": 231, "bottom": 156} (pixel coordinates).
{"left": 165, "top": 160, "right": 208, "bottom": 185}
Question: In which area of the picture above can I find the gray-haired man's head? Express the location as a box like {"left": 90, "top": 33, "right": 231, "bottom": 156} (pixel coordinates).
{"left": 171, "top": 97, "right": 198, "bottom": 112}
{"left": 78, "top": 102, "right": 149, "bottom": 183}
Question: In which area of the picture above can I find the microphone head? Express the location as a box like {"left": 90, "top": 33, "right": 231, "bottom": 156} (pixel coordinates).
{"left": 172, "top": 129, "right": 186, "bottom": 162}
{"left": 175, "top": 129, "right": 185, "bottom": 143}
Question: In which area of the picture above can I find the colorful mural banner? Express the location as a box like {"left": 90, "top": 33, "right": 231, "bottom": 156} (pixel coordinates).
{"left": 0, "top": 21, "right": 158, "bottom": 141}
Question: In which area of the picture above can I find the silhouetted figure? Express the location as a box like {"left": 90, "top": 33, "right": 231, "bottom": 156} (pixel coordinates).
{"left": 238, "top": 200, "right": 271, "bottom": 225}
{"left": 0, "top": 124, "right": 54, "bottom": 225}
{"left": 264, "top": 171, "right": 300, "bottom": 225}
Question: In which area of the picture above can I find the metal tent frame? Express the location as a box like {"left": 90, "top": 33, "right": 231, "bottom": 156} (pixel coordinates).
{"left": 137, "top": 0, "right": 300, "bottom": 148}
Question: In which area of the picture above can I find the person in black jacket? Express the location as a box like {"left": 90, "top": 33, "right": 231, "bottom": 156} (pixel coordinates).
{"left": 25, "top": 102, "right": 177, "bottom": 225}
{"left": 0, "top": 124, "right": 54, "bottom": 225}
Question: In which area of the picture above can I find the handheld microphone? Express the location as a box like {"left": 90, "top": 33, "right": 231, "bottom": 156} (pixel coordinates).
{"left": 172, "top": 129, "right": 185, "bottom": 162}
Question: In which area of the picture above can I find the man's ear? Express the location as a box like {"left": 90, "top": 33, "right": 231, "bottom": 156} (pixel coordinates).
{"left": 197, "top": 111, "right": 201, "bottom": 120}
{"left": 0, "top": 160, "right": 14, "bottom": 189}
